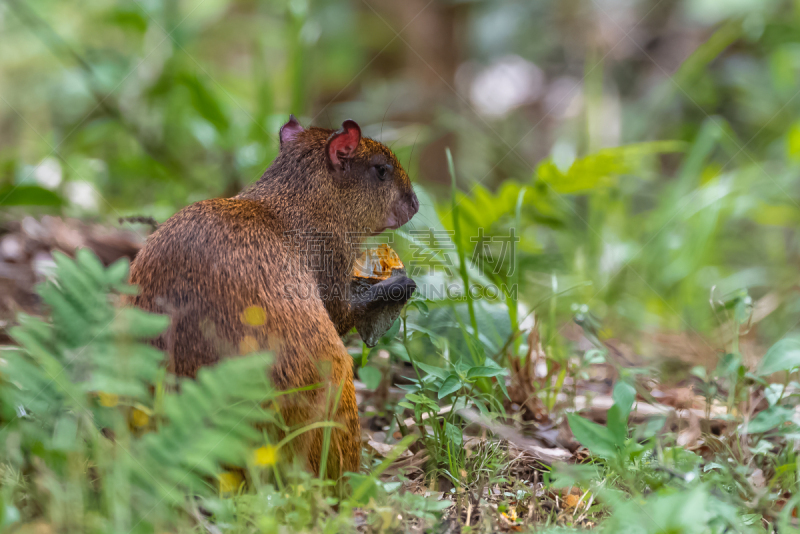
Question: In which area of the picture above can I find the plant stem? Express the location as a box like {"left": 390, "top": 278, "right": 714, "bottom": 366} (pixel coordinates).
{"left": 509, "top": 188, "right": 526, "bottom": 358}
{"left": 447, "top": 148, "right": 479, "bottom": 348}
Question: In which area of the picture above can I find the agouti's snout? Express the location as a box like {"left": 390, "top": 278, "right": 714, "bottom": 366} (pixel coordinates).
{"left": 386, "top": 191, "right": 419, "bottom": 230}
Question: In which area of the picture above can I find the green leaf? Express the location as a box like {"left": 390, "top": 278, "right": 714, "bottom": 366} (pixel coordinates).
{"left": 112, "top": 308, "right": 170, "bottom": 339}
{"left": 106, "top": 8, "right": 148, "bottom": 33}
{"left": 537, "top": 141, "right": 685, "bottom": 194}
{"left": 638, "top": 415, "right": 667, "bottom": 439}
{"left": 358, "top": 366, "right": 382, "bottom": 391}
{"left": 612, "top": 381, "right": 636, "bottom": 420}
{"left": 425, "top": 498, "right": 456, "bottom": 511}
{"left": 346, "top": 473, "right": 378, "bottom": 505}
{"left": 178, "top": 73, "right": 229, "bottom": 134}
{"left": 416, "top": 362, "right": 450, "bottom": 380}
{"left": 1, "top": 503, "right": 19, "bottom": 528}
{"left": 606, "top": 405, "right": 628, "bottom": 446}
{"left": 662, "top": 447, "right": 702, "bottom": 473}
{"left": 76, "top": 248, "right": 106, "bottom": 282}
{"left": 466, "top": 366, "right": 508, "bottom": 379}
{"left": 472, "top": 397, "right": 491, "bottom": 417}
{"left": 405, "top": 393, "right": 426, "bottom": 403}
{"left": 409, "top": 300, "right": 430, "bottom": 316}
{"left": 438, "top": 375, "right": 462, "bottom": 399}
{"left": 0, "top": 185, "right": 64, "bottom": 207}
{"left": 496, "top": 377, "right": 511, "bottom": 401}
{"left": 105, "top": 258, "right": 131, "bottom": 285}
{"left": 51, "top": 415, "right": 78, "bottom": 451}
{"left": 764, "top": 384, "right": 784, "bottom": 407}
{"left": 381, "top": 318, "right": 402, "bottom": 342}
{"left": 444, "top": 421, "right": 463, "bottom": 446}
{"left": 788, "top": 122, "right": 800, "bottom": 162}
{"left": 717, "top": 352, "right": 742, "bottom": 375}
{"left": 757, "top": 337, "right": 800, "bottom": 376}
{"left": 584, "top": 348, "right": 606, "bottom": 364}
{"left": 746, "top": 405, "right": 795, "bottom": 433}
{"left": 567, "top": 413, "right": 619, "bottom": 458}
{"left": 482, "top": 358, "right": 503, "bottom": 369}
{"left": 384, "top": 341, "right": 409, "bottom": 362}
{"left": 604, "top": 485, "right": 710, "bottom": 534}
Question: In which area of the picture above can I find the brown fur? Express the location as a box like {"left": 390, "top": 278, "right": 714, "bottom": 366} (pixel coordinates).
{"left": 128, "top": 123, "right": 417, "bottom": 479}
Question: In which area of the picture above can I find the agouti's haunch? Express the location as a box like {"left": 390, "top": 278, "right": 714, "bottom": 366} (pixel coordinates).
{"left": 129, "top": 116, "right": 419, "bottom": 478}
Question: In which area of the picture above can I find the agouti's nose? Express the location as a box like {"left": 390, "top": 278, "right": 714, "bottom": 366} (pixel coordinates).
{"left": 409, "top": 193, "right": 419, "bottom": 214}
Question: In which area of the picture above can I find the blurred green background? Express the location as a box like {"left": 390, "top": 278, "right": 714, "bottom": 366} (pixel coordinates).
{"left": 3, "top": 0, "right": 800, "bottom": 362}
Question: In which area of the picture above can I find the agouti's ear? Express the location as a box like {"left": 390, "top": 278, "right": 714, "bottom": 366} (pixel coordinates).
{"left": 327, "top": 120, "right": 361, "bottom": 168}
{"left": 280, "top": 114, "right": 304, "bottom": 145}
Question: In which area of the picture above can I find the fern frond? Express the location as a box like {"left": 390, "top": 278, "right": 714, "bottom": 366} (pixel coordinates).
{"left": 0, "top": 249, "right": 279, "bottom": 529}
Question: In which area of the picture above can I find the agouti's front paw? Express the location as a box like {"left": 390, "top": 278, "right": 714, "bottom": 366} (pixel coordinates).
{"left": 369, "top": 275, "right": 416, "bottom": 304}
{"left": 351, "top": 271, "right": 416, "bottom": 347}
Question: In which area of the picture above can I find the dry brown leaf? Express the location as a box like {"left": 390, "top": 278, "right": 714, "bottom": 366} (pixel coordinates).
{"left": 367, "top": 439, "right": 413, "bottom": 459}
{"left": 676, "top": 411, "right": 702, "bottom": 448}
{"left": 457, "top": 409, "right": 572, "bottom": 464}
{"left": 652, "top": 387, "right": 696, "bottom": 409}
{"left": 749, "top": 468, "right": 766, "bottom": 490}
{"left": 381, "top": 449, "right": 429, "bottom": 478}
{"left": 573, "top": 394, "right": 728, "bottom": 422}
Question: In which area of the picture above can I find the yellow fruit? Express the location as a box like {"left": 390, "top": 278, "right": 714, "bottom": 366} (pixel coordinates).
{"left": 353, "top": 244, "right": 404, "bottom": 280}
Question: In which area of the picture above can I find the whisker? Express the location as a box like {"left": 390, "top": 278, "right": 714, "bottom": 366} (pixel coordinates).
{"left": 389, "top": 134, "right": 407, "bottom": 152}
{"left": 381, "top": 98, "right": 397, "bottom": 143}
{"left": 408, "top": 130, "right": 421, "bottom": 171}
{"left": 409, "top": 213, "right": 435, "bottom": 227}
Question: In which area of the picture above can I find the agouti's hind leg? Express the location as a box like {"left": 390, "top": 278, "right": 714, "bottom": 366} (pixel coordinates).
{"left": 290, "top": 378, "right": 360, "bottom": 481}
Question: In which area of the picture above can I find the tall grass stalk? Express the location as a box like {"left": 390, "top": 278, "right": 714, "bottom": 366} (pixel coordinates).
{"left": 446, "top": 148, "right": 479, "bottom": 351}
{"left": 508, "top": 187, "right": 526, "bottom": 357}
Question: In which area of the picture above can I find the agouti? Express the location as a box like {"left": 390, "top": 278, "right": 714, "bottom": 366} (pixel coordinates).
{"left": 128, "top": 116, "right": 419, "bottom": 479}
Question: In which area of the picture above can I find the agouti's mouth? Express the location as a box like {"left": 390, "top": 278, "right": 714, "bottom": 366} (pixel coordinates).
{"left": 373, "top": 193, "right": 420, "bottom": 235}
{"left": 372, "top": 216, "right": 409, "bottom": 236}
{"left": 372, "top": 224, "right": 401, "bottom": 236}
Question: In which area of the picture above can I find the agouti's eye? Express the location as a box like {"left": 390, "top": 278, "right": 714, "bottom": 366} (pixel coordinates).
{"left": 375, "top": 164, "right": 389, "bottom": 181}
